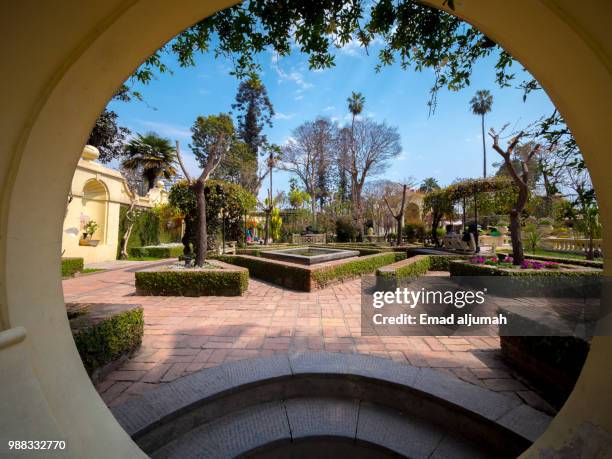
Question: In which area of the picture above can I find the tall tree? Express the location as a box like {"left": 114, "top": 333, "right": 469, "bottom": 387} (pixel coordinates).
{"left": 336, "top": 127, "right": 352, "bottom": 202}
{"left": 279, "top": 118, "right": 337, "bottom": 225}
{"left": 177, "top": 114, "right": 233, "bottom": 266}
{"left": 418, "top": 177, "right": 440, "bottom": 193}
{"left": 470, "top": 90, "right": 493, "bottom": 177}
{"left": 339, "top": 118, "right": 402, "bottom": 237}
{"left": 122, "top": 132, "right": 177, "bottom": 190}
{"left": 490, "top": 128, "right": 542, "bottom": 265}
{"left": 231, "top": 76, "right": 275, "bottom": 193}
{"left": 88, "top": 109, "right": 131, "bottom": 163}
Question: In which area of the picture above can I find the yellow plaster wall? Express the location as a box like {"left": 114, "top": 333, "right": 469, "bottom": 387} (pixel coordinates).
{"left": 0, "top": 1, "right": 609, "bottom": 458}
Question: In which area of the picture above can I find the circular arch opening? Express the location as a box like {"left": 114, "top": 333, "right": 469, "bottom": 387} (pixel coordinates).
{"left": 1, "top": 1, "right": 610, "bottom": 457}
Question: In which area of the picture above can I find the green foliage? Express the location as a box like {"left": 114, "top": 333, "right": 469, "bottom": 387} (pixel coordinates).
{"left": 377, "top": 255, "right": 431, "bottom": 279}
{"left": 270, "top": 207, "right": 282, "bottom": 241}
{"left": 122, "top": 132, "right": 178, "bottom": 190}
{"left": 84, "top": 220, "right": 99, "bottom": 238}
{"left": 403, "top": 222, "right": 426, "bottom": 242}
{"left": 449, "top": 260, "right": 601, "bottom": 278}
{"left": 128, "top": 246, "right": 183, "bottom": 259}
{"left": 288, "top": 187, "right": 311, "bottom": 209}
{"left": 135, "top": 269, "right": 248, "bottom": 296}
{"left": 168, "top": 179, "right": 257, "bottom": 250}
{"left": 61, "top": 257, "right": 84, "bottom": 277}
{"left": 524, "top": 223, "right": 543, "bottom": 254}
{"left": 117, "top": 205, "right": 160, "bottom": 258}
{"left": 217, "top": 255, "right": 312, "bottom": 291}
{"left": 87, "top": 109, "right": 130, "bottom": 163}
{"left": 191, "top": 113, "right": 234, "bottom": 167}
{"left": 72, "top": 307, "right": 144, "bottom": 376}
{"left": 312, "top": 252, "right": 399, "bottom": 288}
{"left": 335, "top": 216, "right": 358, "bottom": 242}
{"left": 232, "top": 76, "right": 275, "bottom": 187}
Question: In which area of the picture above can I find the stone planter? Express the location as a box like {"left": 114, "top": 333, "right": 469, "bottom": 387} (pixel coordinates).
{"left": 79, "top": 239, "right": 100, "bottom": 247}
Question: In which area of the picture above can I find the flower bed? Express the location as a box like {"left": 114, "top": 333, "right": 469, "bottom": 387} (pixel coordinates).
{"left": 135, "top": 259, "right": 248, "bottom": 296}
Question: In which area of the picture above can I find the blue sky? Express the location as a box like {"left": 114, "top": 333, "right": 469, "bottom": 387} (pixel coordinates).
{"left": 107, "top": 39, "right": 556, "bottom": 200}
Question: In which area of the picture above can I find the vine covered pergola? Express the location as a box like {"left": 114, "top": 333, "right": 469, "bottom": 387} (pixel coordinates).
{"left": 423, "top": 177, "right": 516, "bottom": 246}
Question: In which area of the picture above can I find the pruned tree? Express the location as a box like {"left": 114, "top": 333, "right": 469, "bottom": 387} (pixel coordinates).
{"left": 338, "top": 118, "right": 402, "bottom": 237}
{"left": 176, "top": 114, "right": 233, "bottom": 266}
{"left": 489, "top": 127, "right": 542, "bottom": 264}
{"left": 382, "top": 179, "right": 416, "bottom": 246}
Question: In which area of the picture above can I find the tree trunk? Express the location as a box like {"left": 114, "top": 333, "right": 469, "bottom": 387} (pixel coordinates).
{"left": 587, "top": 233, "right": 595, "bottom": 260}
{"left": 396, "top": 214, "right": 403, "bottom": 246}
{"left": 194, "top": 181, "right": 207, "bottom": 266}
{"left": 509, "top": 210, "right": 523, "bottom": 264}
{"left": 120, "top": 202, "right": 137, "bottom": 260}
{"left": 182, "top": 216, "right": 193, "bottom": 258}
{"left": 481, "top": 114, "right": 486, "bottom": 178}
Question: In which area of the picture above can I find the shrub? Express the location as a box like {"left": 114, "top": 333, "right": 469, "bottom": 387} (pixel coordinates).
{"left": 312, "top": 252, "right": 399, "bottom": 288}
{"left": 217, "top": 255, "right": 312, "bottom": 291}
{"left": 335, "top": 216, "right": 357, "bottom": 242}
{"left": 403, "top": 223, "right": 426, "bottom": 242}
{"left": 61, "top": 257, "right": 84, "bottom": 277}
{"left": 71, "top": 306, "right": 143, "bottom": 378}
{"left": 117, "top": 205, "right": 160, "bottom": 258}
{"left": 377, "top": 255, "right": 430, "bottom": 279}
{"left": 135, "top": 267, "right": 248, "bottom": 296}
{"left": 129, "top": 245, "right": 184, "bottom": 259}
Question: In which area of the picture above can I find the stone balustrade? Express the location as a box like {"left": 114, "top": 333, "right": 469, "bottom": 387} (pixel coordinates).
{"left": 540, "top": 237, "right": 603, "bottom": 254}
{"left": 292, "top": 233, "right": 326, "bottom": 244}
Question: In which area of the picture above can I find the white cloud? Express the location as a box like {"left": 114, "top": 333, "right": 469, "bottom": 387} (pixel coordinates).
{"left": 324, "top": 105, "right": 335, "bottom": 112}
{"left": 134, "top": 119, "right": 191, "bottom": 139}
{"left": 294, "top": 94, "right": 304, "bottom": 101}
{"left": 274, "top": 112, "right": 296, "bottom": 121}
{"left": 271, "top": 57, "right": 313, "bottom": 91}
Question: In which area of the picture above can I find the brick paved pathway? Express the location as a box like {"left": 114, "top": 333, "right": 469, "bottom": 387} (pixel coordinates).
{"left": 63, "top": 262, "right": 554, "bottom": 414}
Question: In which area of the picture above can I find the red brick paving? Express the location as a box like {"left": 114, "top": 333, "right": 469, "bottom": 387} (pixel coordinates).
{"left": 63, "top": 261, "right": 555, "bottom": 414}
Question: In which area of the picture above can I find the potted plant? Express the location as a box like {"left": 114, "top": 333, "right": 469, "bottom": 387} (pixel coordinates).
{"left": 80, "top": 220, "right": 100, "bottom": 246}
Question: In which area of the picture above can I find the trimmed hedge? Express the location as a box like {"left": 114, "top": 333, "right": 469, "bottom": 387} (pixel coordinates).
{"left": 135, "top": 267, "right": 248, "bottom": 296}
{"left": 312, "top": 252, "right": 403, "bottom": 288}
{"left": 377, "top": 255, "right": 431, "bottom": 280}
{"left": 218, "top": 252, "right": 404, "bottom": 291}
{"left": 71, "top": 306, "right": 143, "bottom": 378}
{"left": 217, "top": 255, "right": 312, "bottom": 291}
{"left": 504, "top": 253, "right": 603, "bottom": 269}
{"left": 448, "top": 259, "right": 602, "bottom": 277}
{"left": 428, "top": 254, "right": 471, "bottom": 271}
{"left": 62, "top": 257, "right": 84, "bottom": 277}
{"left": 129, "top": 245, "right": 184, "bottom": 259}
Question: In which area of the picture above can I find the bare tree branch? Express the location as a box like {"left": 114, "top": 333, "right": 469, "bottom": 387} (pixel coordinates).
{"left": 175, "top": 140, "right": 193, "bottom": 183}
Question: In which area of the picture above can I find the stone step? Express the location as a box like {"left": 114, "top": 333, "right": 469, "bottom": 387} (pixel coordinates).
{"left": 111, "top": 352, "right": 551, "bottom": 457}
{"left": 152, "top": 397, "right": 489, "bottom": 459}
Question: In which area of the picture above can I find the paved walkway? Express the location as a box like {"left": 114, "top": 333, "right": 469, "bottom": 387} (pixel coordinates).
{"left": 63, "top": 261, "right": 554, "bottom": 414}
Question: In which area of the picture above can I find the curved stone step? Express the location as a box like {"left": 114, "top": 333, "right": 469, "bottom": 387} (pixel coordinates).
{"left": 152, "top": 397, "right": 491, "bottom": 459}
{"left": 111, "top": 352, "right": 551, "bottom": 457}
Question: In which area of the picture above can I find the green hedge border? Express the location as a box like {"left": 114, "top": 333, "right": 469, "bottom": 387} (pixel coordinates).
{"left": 129, "top": 245, "right": 184, "bottom": 259}
{"left": 135, "top": 267, "right": 248, "bottom": 296}
{"left": 504, "top": 253, "right": 603, "bottom": 269}
{"left": 72, "top": 307, "right": 144, "bottom": 377}
{"left": 448, "top": 259, "right": 602, "bottom": 277}
{"left": 218, "top": 251, "right": 405, "bottom": 291}
{"left": 62, "top": 257, "right": 84, "bottom": 277}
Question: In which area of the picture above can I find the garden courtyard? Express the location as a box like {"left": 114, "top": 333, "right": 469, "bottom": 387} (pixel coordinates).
{"left": 63, "top": 259, "right": 555, "bottom": 414}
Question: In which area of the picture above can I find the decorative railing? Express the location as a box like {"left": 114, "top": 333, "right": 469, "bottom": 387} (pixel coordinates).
{"left": 292, "top": 233, "right": 326, "bottom": 244}
{"left": 540, "top": 237, "right": 603, "bottom": 253}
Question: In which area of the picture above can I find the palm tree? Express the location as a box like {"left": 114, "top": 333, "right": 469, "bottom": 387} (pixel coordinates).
{"left": 418, "top": 177, "right": 440, "bottom": 193}
{"left": 469, "top": 90, "right": 493, "bottom": 177}
{"left": 347, "top": 91, "right": 366, "bottom": 235}
{"left": 122, "top": 132, "right": 178, "bottom": 190}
